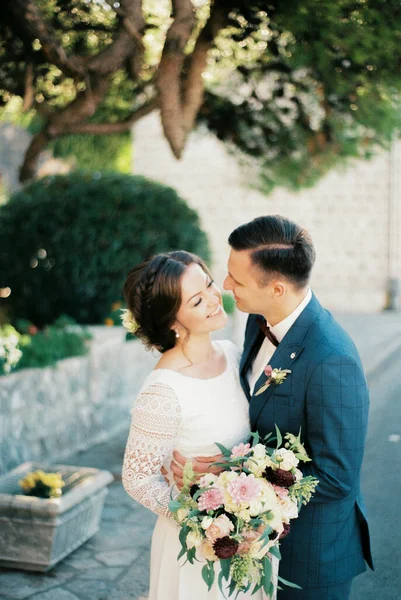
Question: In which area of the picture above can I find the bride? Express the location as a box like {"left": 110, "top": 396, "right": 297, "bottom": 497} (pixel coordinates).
{"left": 121, "top": 250, "right": 271, "bottom": 600}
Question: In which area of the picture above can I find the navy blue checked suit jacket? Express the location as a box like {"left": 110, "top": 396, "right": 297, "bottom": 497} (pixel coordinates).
{"left": 240, "top": 293, "right": 374, "bottom": 589}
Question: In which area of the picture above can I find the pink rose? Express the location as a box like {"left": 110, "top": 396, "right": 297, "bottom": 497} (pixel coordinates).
{"left": 264, "top": 364, "right": 273, "bottom": 377}
{"left": 206, "top": 514, "right": 234, "bottom": 542}
{"left": 272, "top": 484, "right": 289, "bottom": 501}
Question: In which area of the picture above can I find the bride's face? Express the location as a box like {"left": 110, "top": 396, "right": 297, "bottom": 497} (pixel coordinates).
{"left": 174, "top": 263, "right": 227, "bottom": 336}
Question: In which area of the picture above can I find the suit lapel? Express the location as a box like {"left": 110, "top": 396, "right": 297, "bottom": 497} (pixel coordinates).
{"left": 240, "top": 318, "right": 264, "bottom": 402}
{"left": 249, "top": 293, "right": 322, "bottom": 429}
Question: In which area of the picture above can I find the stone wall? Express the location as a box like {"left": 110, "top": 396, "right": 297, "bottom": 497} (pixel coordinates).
{"left": 0, "top": 328, "right": 158, "bottom": 475}
{"left": 133, "top": 114, "right": 400, "bottom": 313}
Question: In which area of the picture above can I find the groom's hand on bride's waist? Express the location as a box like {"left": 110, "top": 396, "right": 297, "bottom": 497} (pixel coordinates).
{"left": 170, "top": 451, "right": 224, "bottom": 490}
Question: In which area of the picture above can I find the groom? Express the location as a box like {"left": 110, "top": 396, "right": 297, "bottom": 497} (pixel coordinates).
{"left": 173, "top": 215, "right": 373, "bottom": 599}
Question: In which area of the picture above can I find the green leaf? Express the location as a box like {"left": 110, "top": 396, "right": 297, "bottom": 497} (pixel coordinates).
{"left": 168, "top": 500, "right": 182, "bottom": 513}
{"left": 275, "top": 424, "right": 282, "bottom": 448}
{"left": 252, "top": 581, "right": 263, "bottom": 595}
{"left": 218, "top": 570, "right": 227, "bottom": 598}
{"left": 202, "top": 564, "right": 210, "bottom": 589}
{"left": 177, "top": 546, "right": 187, "bottom": 561}
{"left": 178, "top": 526, "right": 188, "bottom": 551}
{"left": 262, "top": 556, "right": 273, "bottom": 595}
{"left": 220, "top": 558, "right": 231, "bottom": 580}
{"left": 259, "top": 526, "right": 273, "bottom": 548}
{"left": 250, "top": 431, "right": 260, "bottom": 445}
{"left": 269, "top": 544, "right": 281, "bottom": 560}
{"left": 214, "top": 442, "right": 232, "bottom": 456}
{"left": 278, "top": 575, "right": 302, "bottom": 589}
{"left": 187, "top": 546, "right": 197, "bottom": 564}
{"left": 202, "top": 562, "right": 215, "bottom": 590}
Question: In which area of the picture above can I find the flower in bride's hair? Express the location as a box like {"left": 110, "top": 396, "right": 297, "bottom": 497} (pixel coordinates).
{"left": 198, "top": 487, "right": 224, "bottom": 511}
{"left": 120, "top": 309, "right": 138, "bottom": 333}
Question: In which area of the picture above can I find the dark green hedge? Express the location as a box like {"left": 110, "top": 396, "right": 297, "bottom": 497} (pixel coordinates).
{"left": 0, "top": 172, "right": 210, "bottom": 325}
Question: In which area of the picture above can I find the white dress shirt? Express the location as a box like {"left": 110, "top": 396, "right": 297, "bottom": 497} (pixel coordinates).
{"left": 248, "top": 288, "right": 312, "bottom": 395}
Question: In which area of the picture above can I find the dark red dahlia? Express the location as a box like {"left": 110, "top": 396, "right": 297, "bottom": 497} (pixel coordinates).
{"left": 213, "top": 536, "right": 239, "bottom": 559}
{"left": 279, "top": 522, "right": 291, "bottom": 540}
{"left": 189, "top": 484, "right": 200, "bottom": 498}
{"left": 263, "top": 467, "right": 295, "bottom": 488}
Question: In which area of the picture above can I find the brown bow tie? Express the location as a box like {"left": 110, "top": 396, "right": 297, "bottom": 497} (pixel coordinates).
{"left": 257, "top": 317, "right": 279, "bottom": 347}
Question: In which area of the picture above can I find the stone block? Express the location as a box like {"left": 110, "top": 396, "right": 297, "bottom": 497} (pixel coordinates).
{"left": 0, "top": 462, "right": 113, "bottom": 572}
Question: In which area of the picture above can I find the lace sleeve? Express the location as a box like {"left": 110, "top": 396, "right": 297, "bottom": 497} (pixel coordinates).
{"left": 122, "top": 381, "right": 182, "bottom": 518}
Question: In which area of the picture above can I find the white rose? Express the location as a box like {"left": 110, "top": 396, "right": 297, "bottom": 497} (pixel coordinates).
{"left": 247, "top": 456, "right": 273, "bottom": 477}
{"left": 266, "top": 509, "right": 284, "bottom": 537}
{"left": 278, "top": 497, "right": 299, "bottom": 524}
{"left": 249, "top": 500, "right": 264, "bottom": 517}
{"left": 259, "top": 479, "right": 280, "bottom": 509}
{"left": 176, "top": 508, "right": 190, "bottom": 523}
{"left": 253, "top": 444, "right": 267, "bottom": 460}
{"left": 294, "top": 468, "right": 303, "bottom": 481}
{"left": 201, "top": 516, "right": 214, "bottom": 530}
{"left": 274, "top": 448, "right": 299, "bottom": 471}
{"left": 186, "top": 530, "right": 203, "bottom": 549}
{"left": 199, "top": 473, "right": 218, "bottom": 487}
{"left": 238, "top": 509, "right": 251, "bottom": 522}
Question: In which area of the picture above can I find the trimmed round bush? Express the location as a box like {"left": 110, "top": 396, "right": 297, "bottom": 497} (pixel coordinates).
{"left": 0, "top": 172, "right": 210, "bottom": 325}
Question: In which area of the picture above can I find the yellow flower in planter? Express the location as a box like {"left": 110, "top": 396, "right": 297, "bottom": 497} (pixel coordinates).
{"left": 111, "top": 301, "right": 122, "bottom": 311}
{"left": 19, "top": 470, "right": 65, "bottom": 499}
{"left": 104, "top": 318, "right": 114, "bottom": 326}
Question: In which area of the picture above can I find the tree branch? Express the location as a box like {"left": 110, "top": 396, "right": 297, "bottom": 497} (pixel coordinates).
{"left": 22, "top": 63, "right": 34, "bottom": 112}
{"left": 182, "top": 3, "right": 228, "bottom": 135}
{"left": 54, "top": 96, "right": 159, "bottom": 135}
{"left": 157, "top": 0, "right": 196, "bottom": 158}
{"left": 19, "top": 131, "right": 50, "bottom": 183}
{"left": 88, "top": 0, "right": 145, "bottom": 77}
{"left": 6, "top": 0, "right": 86, "bottom": 78}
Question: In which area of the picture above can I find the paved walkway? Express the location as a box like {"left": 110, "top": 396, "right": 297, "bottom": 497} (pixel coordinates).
{"left": 1, "top": 312, "right": 401, "bottom": 600}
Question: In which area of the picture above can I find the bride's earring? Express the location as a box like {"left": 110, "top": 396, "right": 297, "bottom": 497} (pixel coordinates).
{"left": 175, "top": 331, "right": 180, "bottom": 339}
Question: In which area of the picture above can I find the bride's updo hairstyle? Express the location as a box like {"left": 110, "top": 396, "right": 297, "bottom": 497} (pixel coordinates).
{"left": 123, "top": 251, "right": 212, "bottom": 353}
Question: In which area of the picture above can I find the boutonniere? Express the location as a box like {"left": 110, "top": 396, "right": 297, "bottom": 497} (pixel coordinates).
{"left": 255, "top": 365, "right": 291, "bottom": 396}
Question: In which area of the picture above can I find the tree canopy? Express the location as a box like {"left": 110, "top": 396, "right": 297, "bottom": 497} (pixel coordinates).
{"left": 1, "top": 0, "right": 401, "bottom": 190}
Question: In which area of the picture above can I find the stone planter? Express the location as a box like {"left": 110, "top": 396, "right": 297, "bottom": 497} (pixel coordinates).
{"left": 0, "top": 462, "right": 113, "bottom": 572}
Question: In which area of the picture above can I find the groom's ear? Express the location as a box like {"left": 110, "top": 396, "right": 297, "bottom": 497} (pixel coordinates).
{"left": 270, "top": 281, "right": 286, "bottom": 298}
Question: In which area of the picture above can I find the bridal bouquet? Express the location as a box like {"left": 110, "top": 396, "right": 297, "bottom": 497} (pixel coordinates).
{"left": 168, "top": 428, "right": 318, "bottom": 597}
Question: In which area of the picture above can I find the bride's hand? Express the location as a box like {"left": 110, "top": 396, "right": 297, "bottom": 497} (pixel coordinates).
{"left": 170, "top": 451, "right": 224, "bottom": 490}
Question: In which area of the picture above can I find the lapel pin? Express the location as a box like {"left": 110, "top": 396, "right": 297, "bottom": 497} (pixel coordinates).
{"left": 290, "top": 352, "right": 296, "bottom": 359}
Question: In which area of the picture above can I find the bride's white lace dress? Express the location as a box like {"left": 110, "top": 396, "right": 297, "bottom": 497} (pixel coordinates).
{"left": 122, "top": 340, "right": 272, "bottom": 600}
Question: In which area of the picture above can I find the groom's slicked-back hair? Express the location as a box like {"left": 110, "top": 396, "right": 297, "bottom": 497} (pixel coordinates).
{"left": 228, "top": 215, "right": 316, "bottom": 288}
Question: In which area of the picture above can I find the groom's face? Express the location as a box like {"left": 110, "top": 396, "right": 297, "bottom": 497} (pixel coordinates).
{"left": 224, "top": 249, "right": 272, "bottom": 315}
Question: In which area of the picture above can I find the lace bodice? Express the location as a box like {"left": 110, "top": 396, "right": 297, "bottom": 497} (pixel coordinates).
{"left": 122, "top": 340, "right": 251, "bottom": 518}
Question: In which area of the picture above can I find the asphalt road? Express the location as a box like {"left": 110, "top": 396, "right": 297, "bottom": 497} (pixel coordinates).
{"left": 351, "top": 350, "right": 401, "bottom": 600}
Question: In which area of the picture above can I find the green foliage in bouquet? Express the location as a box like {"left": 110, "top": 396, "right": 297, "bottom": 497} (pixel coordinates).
{"left": 168, "top": 427, "right": 318, "bottom": 597}
{"left": 0, "top": 173, "right": 210, "bottom": 326}
{"left": 19, "top": 470, "right": 65, "bottom": 499}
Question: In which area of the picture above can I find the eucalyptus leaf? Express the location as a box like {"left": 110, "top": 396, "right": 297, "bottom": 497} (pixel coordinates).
{"left": 262, "top": 557, "right": 273, "bottom": 595}
{"left": 278, "top": 575, "right": 302, "bottom": 589}
{"left": 168, "top": 500, "right": 182, "bottom": 513}
{"left": 214, "top": 442, "right": 232, "bottom": 456}
{"left": 275, "top": 424, "right": 282, "bottom": 448}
